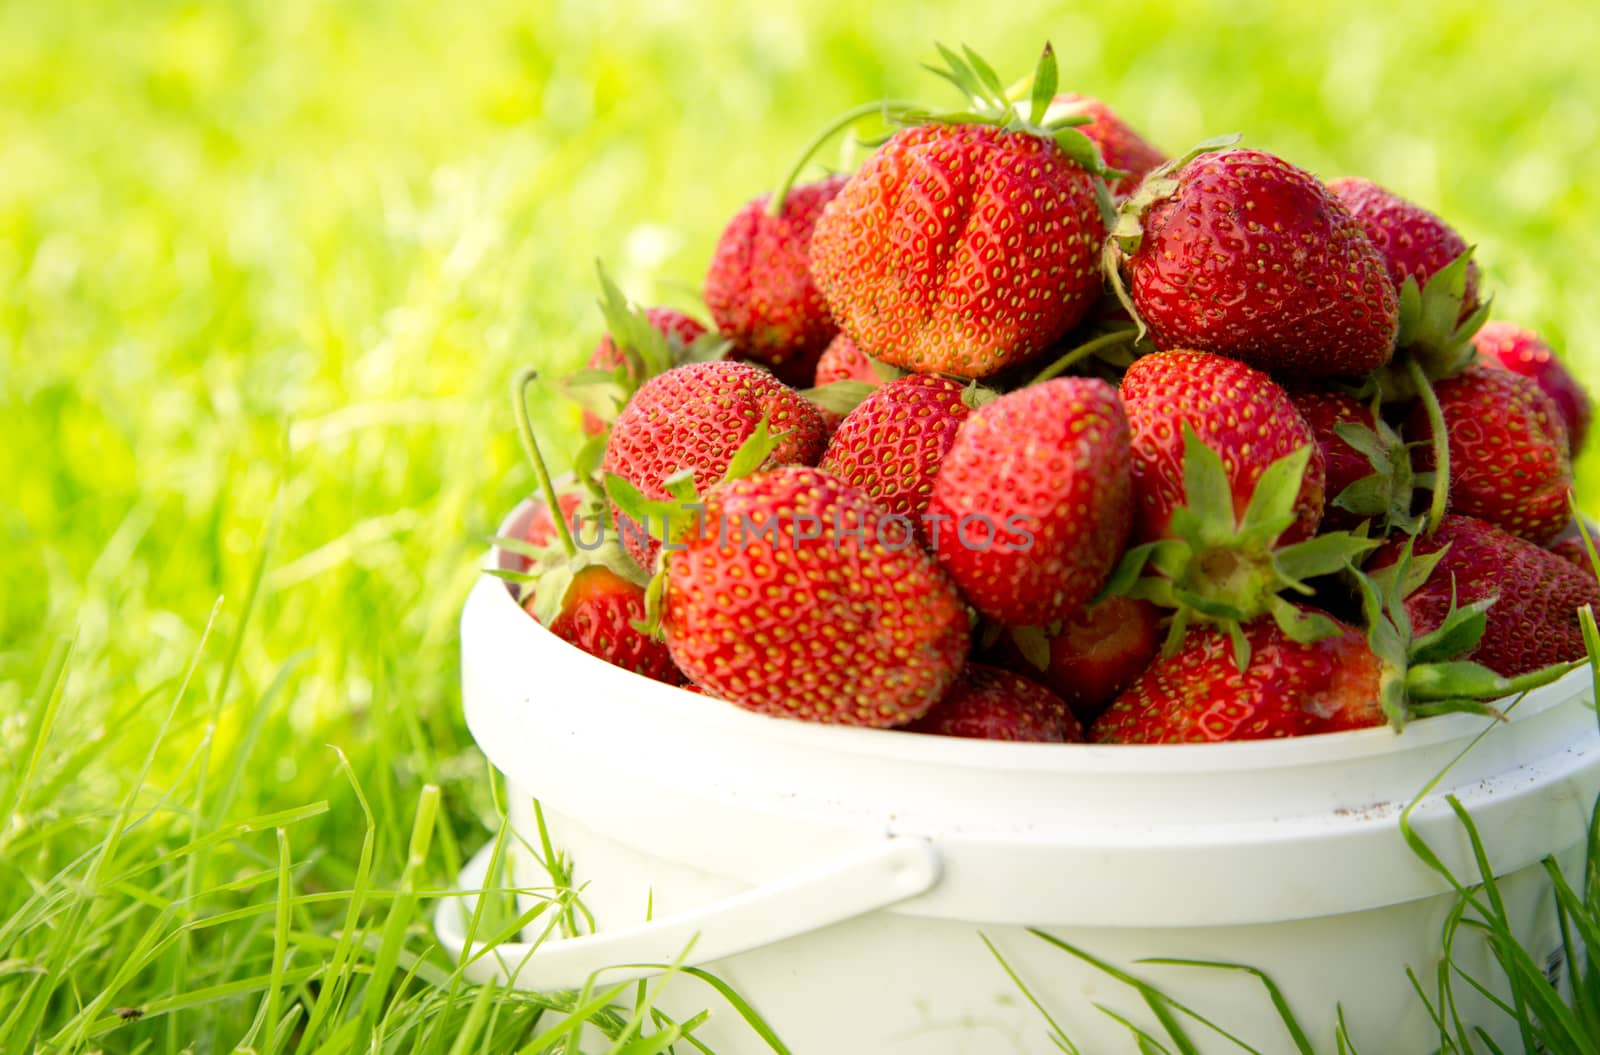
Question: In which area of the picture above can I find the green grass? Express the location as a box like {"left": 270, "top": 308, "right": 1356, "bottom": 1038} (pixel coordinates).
{"left": 5, "top": 0, "right": 1600, "bottom": 1051}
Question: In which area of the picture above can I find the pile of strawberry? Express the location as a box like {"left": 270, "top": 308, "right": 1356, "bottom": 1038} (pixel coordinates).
{"left": 497, "top": 44, "right": 1599, "bottom": 745}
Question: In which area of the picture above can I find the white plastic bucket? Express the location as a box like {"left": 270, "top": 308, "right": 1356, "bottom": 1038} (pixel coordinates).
{"left": 439, "top": 501, "right": 1600, "bottom": 1053}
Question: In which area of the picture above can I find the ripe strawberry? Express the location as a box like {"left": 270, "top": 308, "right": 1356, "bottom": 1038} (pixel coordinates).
{"left": 813, "top": 334, "right": 885, "bottom": 387}
{"left": 508, "top": 369, "right": 683, "bottom": 686}
{"left": 819, "top": 375, "right": 972, "bottom": 541}
{"left": 987, "top": 596, "right": 1163, "bottom": 725}
{"left": 1046, "top": 93, "right": 1166, "bottom": 198}
{"left": 602, "top": 360, "right": 828, "bottom": 568}
{"left": 1091, "top": 613, "right": 1383, "bottom": 743}
{"left": 1368, "top": 515, "right": 1600, "bottom": 678}
{"left": 660, "top": 466, "right": 969, "bottom": 726}
{"left": 1107, "top": 147, "right": 1398, "bottom": 378}
{"left": 809, "top": 48, "right": 1111, "bottom": 379}
{"left": 1121, "top": 351, "right": 1326, "bottom": 544}
{"left": 927, "top": 377, "right": 1132, "bottom": 626}
{"left": 906, "top": 664, "right": 1083, "bottom": 742}
{"left": 1406, "top": 364, "right": 1572, "bottom": 544}
{"left": 1326, "top": 177, "right": 1481, "bottom": 320}
{"left": 704, "top": 175, "right": 847, "bottom": 387}
{"left": 1474, "top": 321, "right": 1592, "bottom": 453}
{"left": 530, "top": 565, "right": 684, "bottom": 685}
{"left": 1550, "top": 535, "right": 1597, "bottom": 577}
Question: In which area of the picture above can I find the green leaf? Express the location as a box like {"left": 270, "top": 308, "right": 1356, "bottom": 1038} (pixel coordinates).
{"left": 961, "top": 45, "right": 1008, "bottom": 107}
{"left": 1028, "top": 43, "right": 1058, "bottom": 127}
{"left": 1268, "top": 597, "right": 1340, "bottom": 645}
{"left": 573, "top": 434, "right": 608, "bottom": 482}
{"left": 959, "top": 381, "right": 1000, "bottom": 410}
{"left": 1237, "top": 444, "right": 1311, "bottom": 544}
{"left": 868, "top": 357, "right": 906, "bottom": 383}
{"left": 1331, "top": 421, "right": 1390, "bottom": 468}
{"left": 1225, "top": 620, "right": 1251, "bottom": 673}
{"left": 1100, "top": 541, "right": 1160, "bottom": 597}
{"left": 633, "top": 569, "right": 668, "bottom": 638}
{"left": 1051, "top": 127, "right": 1107, "bottom": 174}
{"left": 1010, "top": 626, "right": 1052, "bottom": 672}
{"left": 1273, "top": 531, "right": 1378, "bottom": 582}
{"left": 1179, "top": 424, "right": 1236, "bottom": 540}
{"left": 723, "top": 417, "right": 784, "bottom": 483}
{"left": 1331, "top": 474, "right": 1392, "bottom": 517}
{"left": 1410, "top": 597, "right": 1494, "bottom": 664}
{"left": 528, "top": 563, "right": 578, "bottom": 627}
{"left": 802, "top": 380, "right": 877, "bottom": 416}
{"left": 1396, "top": 275, "right": 1424, "bottom": 345}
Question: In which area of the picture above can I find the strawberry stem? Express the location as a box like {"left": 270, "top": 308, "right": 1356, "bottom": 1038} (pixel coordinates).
{"left": 770, "top": 99, "right": 916, "bottom": 216}
{"left": 1405, "top": 355, "right": 1451, "bottom": 537}
{"left": 512, "top": 367, "right": 577, "bottom": 558}
{"left": 1029, "top": 327, "right": 1138, "bottom": 384}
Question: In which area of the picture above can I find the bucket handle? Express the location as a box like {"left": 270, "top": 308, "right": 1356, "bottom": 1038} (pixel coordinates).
{"left": 435, "top": 836, "right": 942, "bottom": 989}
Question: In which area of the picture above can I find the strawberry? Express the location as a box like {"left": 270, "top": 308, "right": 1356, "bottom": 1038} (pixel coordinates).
{"left": 819, "top": 374, "right": 973, "bottom": 541}
{"left": 1091, "top": 613, "right": 1383, "bottom": 743}
{"left": 1474, "top": 321, "right": 1592, "bottom": 453}
{"left": 1327, "top": 177, "right": 1481, "bottom": 320}
{"left": 906, "top": 664, "right": 1083, "bottom": 742}
{"left": 986, "top": 596, "right": 1162, "bottom": 725}
{"left": 1550, "top": 535, "right": 1597, "bottom": 577}
{"left": 1106, "top": 146, "right": 1399, "bottom": 379}
{"left": 657, "top": 465, "right": 970, "bottom": 726}
{"left": 1121, "top": 351, "right": 1326, "bottom": 544}
{"left": 704, "top": 175, "right": 847, "bottom": 387}
{"left": 1288, "top": 387, "right": 1424, "bottom": 534}
{"left": 1368, "top": 515, "right": 1600, "bottom": 678}
{"left": 503, "top": 369, "right": 683, "bottom": 686}
{"left": 808, "top": 46, "right": 1112, "bottom": 379}
{"left": 813, "top": 334, "right": 886, "bottom": 387}
{"left": 1046, "top": 93, "right": 1166, "bottom": 198}
{"left": 532, "top": 565, "right": 684, "bottom": 685}
{"left": 602, "top": 360, "right": 828, "bottom": 568}
{"left": 926, "top": 377, "right": 1132, "bottom": 626}
{"left": 1406, "top": 363, "right": 1572, "bottom": 544}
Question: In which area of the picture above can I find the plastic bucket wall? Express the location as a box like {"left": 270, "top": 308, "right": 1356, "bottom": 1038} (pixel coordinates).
{"left": 454, "top": 507, "right": 1600, "bottom": 1052}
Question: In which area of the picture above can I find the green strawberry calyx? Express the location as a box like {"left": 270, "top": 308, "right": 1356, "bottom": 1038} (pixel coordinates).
{"left": 1103, "top": 424, "right": 1377, "bottom": 670}
{"left": 493, "top": 367, "right": 647, "bottom": 626}
{"left": 560, "top": 262, "right": 729, "bottom": 430}
{"left": 603, "top": 418, "right": 787, "bottom": 636}
{"left": 1354, "top": 540, "right": 1581, "bottom": 731}
{"left": 1370, "top": 249, "right": 1491, "bottom": 400}
{"left": 1327, "top": 407, "right": 1434, "bottom": 537}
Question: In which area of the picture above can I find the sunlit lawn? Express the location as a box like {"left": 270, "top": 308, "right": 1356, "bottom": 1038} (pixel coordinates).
{"left": 3, "top": 0, "right": 1599, "bottom": 1049}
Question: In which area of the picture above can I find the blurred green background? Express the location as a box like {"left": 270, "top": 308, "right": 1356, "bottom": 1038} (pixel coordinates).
{"left": 2, "top": 0, "right": 1598, "bottom": 1046}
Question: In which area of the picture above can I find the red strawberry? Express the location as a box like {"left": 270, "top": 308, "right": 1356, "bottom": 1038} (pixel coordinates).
{"left": 1121, "top": 351, "right": 1326, "bottom": 544}
{"left": 927, "top": 377, "right": 1133, "bottom": 626}
{"left": 1550, "top": 535, "right": 1597, "bottom": 577}
{"left": 809, "top": 47, "right": 1111, "bottom": 380}
{"left": 661, "top": 466, "right": 969, "bottom": 726}
{"left": 1046, "top": 93, "right": 1166, "bottom": 198}
{"left": 1091, "top": 613, "right": 1383, "bottom": 743}
{"left": 1368, "top": 515, "right": 1600, "bottom": 677}
{"left": 819, "top": 375, "right": 972, "bottom": 541}
{"left": 1109, "top": 147, "right": 1398, "bottom": 379}
{"left": 813, "top": 334, "right": 885, "bottom": 387}
{"left": 581, "top": 306, "right": 709, "bottom": 436}
{"left": 906, "top": 664, "right": 1083, "bottom": 742}
{"left": 1327, "top": 176, "right": 1481, "bottom": 320}
{"left": 602, "top": 360, "right": 828, "bottom": 568}
{"left": 1406, "top": 364, "right": 1572, "bottom": 544}
{"left": 1287, "top": 389, "right": 1374, "bottom": 531}
{"left": 530, "top": 565, "right": 684, "bottom": 686}
{"left": 1474, "top": 322, "right": 1591, "bottom": 453}
{"left": 704, "top": 175, "right": 847, "bottom": 387}
{"left": 988, "top": 596, "right": 1163, "bottom": 725}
